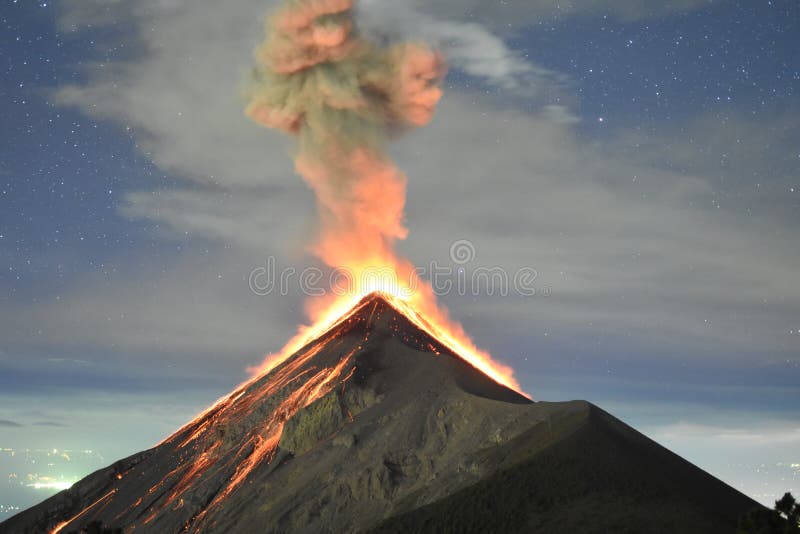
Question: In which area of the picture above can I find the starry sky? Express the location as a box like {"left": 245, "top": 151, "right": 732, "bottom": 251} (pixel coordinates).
{"left": 1, "top": 0, "right": 799, "bottom": 516}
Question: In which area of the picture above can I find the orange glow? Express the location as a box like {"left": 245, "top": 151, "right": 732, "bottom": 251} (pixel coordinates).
{"left": 171, "top": 351, "right": 356, "bottom": 533}
{"left": 50, "top": 0, "right": 527, "bottom": 530}
{"left": 252, "top": 277, "right": 526, "bottom": 397}
{"left": 54, "top": 287, "right": 525, "bottom": 533}
{"left": 134, "top": 343, "right": 359, "bottom": 531}
{"left": 221, "top": 352, "right": 353, "bottom": 500}
{"left": 51, "top": 489, "right": 117, "bottom": 534}
{"left": 243, "top": 0, "right": 525, "bottom": 398}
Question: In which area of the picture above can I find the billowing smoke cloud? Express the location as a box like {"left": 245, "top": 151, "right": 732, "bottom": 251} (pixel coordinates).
{"left": 245, "top": 0, "right": 445, "bottom": 271}
{"left": 245, "top": 0, "right": 522, "bottom": 393}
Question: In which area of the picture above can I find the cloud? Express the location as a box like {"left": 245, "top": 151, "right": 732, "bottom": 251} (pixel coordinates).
{"left": 33, "top": 421, "right": 68, "bottom": 428}
{"left": 0, "top": 389, "right": 220, "bottom": 457}
{"left": 23, "top": 0, "right": 798, "bottom": 368}
{"left": 0, "top": 419, "right": 23, "bottom": 428}
{"left": 56, "top": 0, "right": 567, "bottom": 105}
{"left": 611, "top": 109, "right": 800, "bottom": 218}
{"left": 47, "top": 358, "right": 92, "bottom": 366}
{"left": 414, "top": 0, "right": 722, "bottom": 28}
{"left": 0, "top": 249, "right": 302, "bottom": 359}
{"left": 54, "top": 0, "right": 284, "bottom": 188}
{"left": 651, "top": 422, "right": 800, "bottom": 446}
{"left": 393, "top": 98, "right": 800, "bottom": 352}
{"left": 57, "top": 0, "right": 132, "bottom": 31}
{"left": 357, "top": 2, "right": 566, "bottom": 96}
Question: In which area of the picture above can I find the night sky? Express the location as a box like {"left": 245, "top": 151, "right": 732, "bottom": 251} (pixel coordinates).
{"left": 1, "top": 0, "right": 799, "bottom": 517}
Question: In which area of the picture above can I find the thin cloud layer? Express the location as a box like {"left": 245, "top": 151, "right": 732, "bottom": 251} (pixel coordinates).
{"left": 415, "top": 0, "right": 723, "bottom": 27}
{"left": 34, "top": 0, "right": 799, "bottom": 365}
{"left": 652, "top": 422, "right": 800, "bottom": 445}
{"left": 0, "top": 419, "right": 23, "bottom": 428}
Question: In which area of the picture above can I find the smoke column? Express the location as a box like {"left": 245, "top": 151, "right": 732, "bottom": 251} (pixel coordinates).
{"left": 246, "top": 0, "right": 444, "bottom": 277}
{"left": 246, "top": 0, "right": 523, "bottom": 393}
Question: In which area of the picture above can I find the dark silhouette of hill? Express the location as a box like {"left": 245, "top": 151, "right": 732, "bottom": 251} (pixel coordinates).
{"left": 1, "top": 293, "right": 763, "bottom": 533}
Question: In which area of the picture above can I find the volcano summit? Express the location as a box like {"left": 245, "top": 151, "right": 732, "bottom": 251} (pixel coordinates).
{"left": 3, "top": 293, "right": 760, "bottom": 533}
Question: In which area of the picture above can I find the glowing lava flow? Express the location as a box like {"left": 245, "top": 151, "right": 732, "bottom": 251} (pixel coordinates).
{"left": 187, "top": 352, "right": 355, "bottom": 532}
{"left": 48, "top": 291, "right": 524, "bottom": 533}
{"left": 255, "top": 286, "right": 526, "bottom": 397}
{"left": 123, "top": 338, "right": 360, "bottom": 533}
{"left": 243, "top": 0, "right": 525, "bottom": 398}
{"left": 44, "top": 0, "right": 527, "bottom": 529}
{"left": 51, "top": 489, "right": 117, "bottom": 534}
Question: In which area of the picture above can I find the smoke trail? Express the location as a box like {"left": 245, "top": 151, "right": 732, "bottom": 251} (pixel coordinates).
{"left": 245, "top": 0, "right": 523, "bottom": 394}
{"left": 245, "top": 0, "right": 445, "bottom": 271}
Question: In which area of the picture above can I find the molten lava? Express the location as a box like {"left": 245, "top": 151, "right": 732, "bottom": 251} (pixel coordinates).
{"left": 243, "top": 0, "right": 525, "bottom": 397}
{"left": 253, "top": 287, "right": 524, "bottom": 396}
{"left": 47, "top": 292, "right": 528, "bottom": 534}
{"left": 15, "top": 290, "right": 759, "bottom": 534}
{"left": 46, "top": 0, "right": 526, "bottom": 530}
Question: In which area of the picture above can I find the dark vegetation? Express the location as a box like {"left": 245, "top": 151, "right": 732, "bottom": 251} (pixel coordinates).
{"left": 739, "top": 493, "right": 800, "bottom": 534}
{"left": 371, "top": 406, "right": 758, "bottom": 534}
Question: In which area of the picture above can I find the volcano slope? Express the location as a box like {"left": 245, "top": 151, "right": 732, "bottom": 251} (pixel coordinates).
{"left": 3, "top": 293, "right": 760, "bottom": 533}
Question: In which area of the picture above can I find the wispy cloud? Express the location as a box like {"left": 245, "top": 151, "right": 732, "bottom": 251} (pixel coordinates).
{"left": 27, "top": 0, "right": 798, "bottom": 366}
{"left": 32, "top": 421, "right": 69, "bottom": 428}
{"left": 416, "top": 0, "right": 723, "bottom": 28}
{"left": 652, "top": 422, "right": 800, "bottom": 445}
{"left": 358, "top": 2, "right": 567, "bottom": 96}
{"left": 0, "top": 419, "right": 23, "bottom": 428}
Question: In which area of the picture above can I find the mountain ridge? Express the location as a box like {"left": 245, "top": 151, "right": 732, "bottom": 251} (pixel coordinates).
{"left": 1, "top": 293, "right": 762, "bottom": 533}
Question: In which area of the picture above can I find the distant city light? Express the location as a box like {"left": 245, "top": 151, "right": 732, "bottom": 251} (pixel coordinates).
{"left": 26, "top": 481, "right": 74, "bottom": 491}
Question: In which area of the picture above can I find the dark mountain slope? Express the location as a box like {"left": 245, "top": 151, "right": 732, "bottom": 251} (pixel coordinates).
{"left": 1, "top": 293, "right": 762, "bottom": 534}
{"left": 371, "top": 404, "right": 755, "bottom": 534}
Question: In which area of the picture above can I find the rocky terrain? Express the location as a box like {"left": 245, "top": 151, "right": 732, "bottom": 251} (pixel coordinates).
{"left": 1, "top": 293, "right": 762, "bottom": 533}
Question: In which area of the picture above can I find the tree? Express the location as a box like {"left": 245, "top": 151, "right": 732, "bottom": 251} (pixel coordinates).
{"left": 738, "top": 492, "right": 800, "bottom": 534}
{"left": 776, "top": 493, "right": 800, "bottom": 527}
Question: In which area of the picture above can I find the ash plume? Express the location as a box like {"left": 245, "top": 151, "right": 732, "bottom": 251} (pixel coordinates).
{"left": 245, "top": 0, "right": 445, "bottom": 271}
{"left": 245, "top": 0, "right": 520, "bottom": 393}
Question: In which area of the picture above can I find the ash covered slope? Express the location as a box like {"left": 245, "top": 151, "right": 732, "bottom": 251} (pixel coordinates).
{"left": 3, "top": 294, "right": 759, "bottom": 533}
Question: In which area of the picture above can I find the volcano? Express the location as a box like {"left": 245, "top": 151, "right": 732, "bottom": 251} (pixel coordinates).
{"left": 3, "top": 293, "right": 760, "bottom": 533}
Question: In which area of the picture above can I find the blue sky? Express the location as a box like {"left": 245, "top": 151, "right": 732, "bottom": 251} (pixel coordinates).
{"left": 1, "top": 0, "right": 799, "bottom": 516}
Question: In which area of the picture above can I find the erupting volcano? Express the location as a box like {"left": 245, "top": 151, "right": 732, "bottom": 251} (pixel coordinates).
{"left": 4, "top": 292, "right": 760, "bottom": 533}
{"left": 1, "top": 0, "right": 765, "bottom": 532}
{"left": 240, "top": 0, "right": 521, "bottom": 396}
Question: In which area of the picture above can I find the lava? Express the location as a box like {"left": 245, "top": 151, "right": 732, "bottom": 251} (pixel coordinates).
{"left": 244, "top": 0, "right": 524, "bottom": 396}
{"left": 47, "top": 0, "right": 526, "bottom": 530}
{"left": 118, "top": 340, "right": 360, "bottom": 532}
{"left": 254, "top": 286, "right": 525, "bottom": 396}
{"left": 46, "top": 291, "right": 526, "bottom": 533}
{"left": 51, "top": 489, "right": 118, "bottom": 534}
{"left": 207, "top": 351, "right": 355, "bottom": 507}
